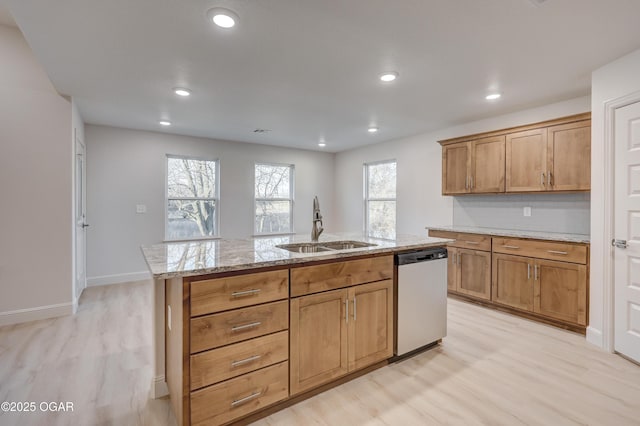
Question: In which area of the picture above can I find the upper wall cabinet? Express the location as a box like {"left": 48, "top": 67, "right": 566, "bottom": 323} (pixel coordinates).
{"left": 547, "top": 121, "right": 591, "bottom": 191}
{"left": 441, "top": 135, "right": 505, "bottom": 195}
{"left": 439, "top": 113, "right": 591, "bottom": 195}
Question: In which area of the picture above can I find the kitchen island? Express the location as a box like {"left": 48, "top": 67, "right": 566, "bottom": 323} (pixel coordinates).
{"left": 142, "top": 233, "right": 451, "bottom": 426}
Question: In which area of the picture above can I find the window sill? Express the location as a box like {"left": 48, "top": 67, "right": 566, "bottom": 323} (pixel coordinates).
{"left": 163, "top": 236, "right": 222, "bottom": 243}
{"left": 252, "top": 232, "right": 296, "bottom": 238}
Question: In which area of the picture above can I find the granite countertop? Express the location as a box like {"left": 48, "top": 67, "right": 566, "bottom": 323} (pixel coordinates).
{"left": 141, "top": 232, "right": 452, "bottom": 279}
{"left": 426, "top": 225, "right": 590, "bottom": 244}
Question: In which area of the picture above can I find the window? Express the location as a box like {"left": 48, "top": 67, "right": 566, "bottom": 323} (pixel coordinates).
{"left": 364, "top": 160, "right": 397, "bottom": 239}
{"left": 166, "top": 156, "right": 219, "bottom": 240}
{"left": 254, "top": 163, "right": 294, "bottom": 235}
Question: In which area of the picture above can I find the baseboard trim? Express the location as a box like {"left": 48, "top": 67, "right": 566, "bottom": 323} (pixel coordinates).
{"left": 586, "top": 326, "right": 604, "bottom": 349}
{"left": 87, "top": 271, "right": 151, "bottom": 287}
{"left": 0, "top": 302, "right": 73, "bottom": 327}
{"left": 151, "top": 375, "right": 169, "bottom": 399}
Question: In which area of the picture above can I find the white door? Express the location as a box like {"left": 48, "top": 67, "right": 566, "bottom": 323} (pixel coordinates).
{"left": 614, "top": 100, "right": 640, "bottom": 363}
{"left": 74, "top": 135, "right": 87, "bottom": 302}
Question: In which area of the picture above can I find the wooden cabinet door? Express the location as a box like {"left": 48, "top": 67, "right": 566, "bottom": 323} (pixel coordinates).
{"left": 472, "top": 136, "right": 505, "bottom": 193}
{"left": 446, "top": 247, "right": 458, "bottom": 292}
{"left": 492, "top": 253, "right": 534, "bottom": 311}
{"left": 534, "top": 259, "right": 587, "bottom": 325}
{"left": 347, "top": 280, "right": 393, "bottom": 371}
{"left": 442, "top": 142, "right": 470, "bottom": 194}
{"left": 547, "top": 121, "right": 591, "bottom": 191}
{"left": 457, "top": 249, "right": 491, "bottom": 300}
{"left": 290, "top": 288, "right": 348, "bottom": 395}
{"left": 506, "top": 129, "right": 548, "bottom": 192}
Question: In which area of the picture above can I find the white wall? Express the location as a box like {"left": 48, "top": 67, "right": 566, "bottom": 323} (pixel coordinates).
{"left": 334, "top": 96, "right": 591, "bottom": 235}
{"left": 589, "top": 48, "right": 640, "bottom": 349}
{"left": 0, "top": 24, "right": 73, "bottom": 325}
{"left": 85, "top": 125, "right": 335, "bottom": 284}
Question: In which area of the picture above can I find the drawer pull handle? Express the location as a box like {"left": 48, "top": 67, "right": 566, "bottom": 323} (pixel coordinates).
{"left": 547, "top": 250, "right": 568, "bottom": 255}
{"left": 231, "top": 321, "right": 262, "bottom": 332}
{"left": 231, "top": 354, "right": 262, "bottom": 367}
{"left": 230, "top": 390, "right": 262, "bottom": 407}
{"left": 502, "top": 245, "right": 520, "bottom": 250}
{"left": 465, "top": 241, "right": 480, "bottom": 245}
{"left": 231, "top": 289, "right": 261, "bottom": 297}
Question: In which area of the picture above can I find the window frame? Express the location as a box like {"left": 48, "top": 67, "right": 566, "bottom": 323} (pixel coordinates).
{"left": 363, "top": 159, "right": 397, "bottom": 239}
{"left": 253, "top": 162, "right": 295, "bottom": 236}
{"left": 165, "top": 154, "right": 220, "bottom": 242}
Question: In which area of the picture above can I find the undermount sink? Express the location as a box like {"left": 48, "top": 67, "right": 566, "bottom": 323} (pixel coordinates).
{"left": 320, "top": 240, "right": 377, "bottom": 250}
{"left": 276, "top": 243, "right": 333, "bottom": 253}
{"left": 276, "top": 240, "right": 377, "bottom": 253}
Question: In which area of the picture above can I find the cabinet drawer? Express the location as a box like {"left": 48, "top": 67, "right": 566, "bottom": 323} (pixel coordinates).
{"left": 190, "top": 301, "right": 289, "bottom": 353}
{"left": 191, "top": 331, "right": 288, "bottom": 390}
{"left": 428, "top": 230, "right": 491, "bottom": 251}
{"left": 191, "top": 270, "right": 289, "bottom": 317}
{"left": 191, "top": 361, "right": 289, "bottom": 426}
{"left": 492, "top": 238, "right": 587, "bottom": 264}
{"left": 291, "top": 255, "right": 393, "bottom": 297}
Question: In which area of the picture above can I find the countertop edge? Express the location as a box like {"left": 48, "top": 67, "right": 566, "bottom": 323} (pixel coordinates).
{"left": 426, "top": 226, "right": 590, "bottom": 244}
{"left": 149, "top": 240, "right": 452, "bottom": 280}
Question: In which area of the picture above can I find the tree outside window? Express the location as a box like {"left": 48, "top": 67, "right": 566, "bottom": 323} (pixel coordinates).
{"left": 167, "top": 156, "right": 219, "bottom": 240}
{"left": 365, "top": 160, "right": 396, "bottom": 239}
{"left": 255, "top": 163, "right": 294, "bottom": 235}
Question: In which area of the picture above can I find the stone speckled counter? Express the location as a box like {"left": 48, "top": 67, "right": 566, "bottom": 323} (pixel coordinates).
{"left": 426, "top": 226, "right": 590, "bottom": 244}
{"left": 142, "top": 232, "right": 452, "bottom": 279}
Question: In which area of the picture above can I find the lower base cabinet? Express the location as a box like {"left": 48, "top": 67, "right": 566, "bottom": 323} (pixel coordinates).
{"left": 290, "top": 279, "right": 393, "bottom": 395}
{"left": 492, "top": 254, "right": 534, "bottom": 311}
{"left": 190, "top": 361, "right": 289, "bottom": 426}
{"left": 430, "top": 229, "right": 590, "bottom": 332}
{"left": 289, "top": 288, "right": 348, "bottom": 394}
{"left": 448, "top": 247, "right": 491, "bottom": 300}
{"left": 492, "top": 253, "right": 587, "bottom": 326}
{"left": 457, "top": 249, "right": 491, "bottom": 300}
{"left": 535, "top": 259, "right": 587, "bottom": 325}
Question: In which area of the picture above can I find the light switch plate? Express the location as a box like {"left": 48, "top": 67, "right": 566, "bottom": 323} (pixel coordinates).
{"left": 523, "top": 206, "right": 532, "bottom": 217}
{"left": 136, "top": 204, "right": 146, "bottom": 214}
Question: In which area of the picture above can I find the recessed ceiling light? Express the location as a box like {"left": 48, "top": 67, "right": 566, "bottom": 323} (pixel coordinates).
{"left": 318, "top": 142, "right": 326, "bottom": 147}
{"left": 159, "top": 120, "right": 172, "bottom": 126}
{"left": 368, "top": 127, "right": 379, "bottom": 133}
{"left": 379, "top": 72, "right": 398, "bottom": 82}
{"left": 207, "top": 8, "right": 238, "bottom": 29}
{"left": 173, "top": 88, "right": 191, "bottom": 97}
{"left": 485, "top": 93, "right": 501, "bottom": 100}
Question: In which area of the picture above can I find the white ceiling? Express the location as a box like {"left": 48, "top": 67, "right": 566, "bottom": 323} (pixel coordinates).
{"left": 6, "top": 0, "right": 640, "bottom": 152}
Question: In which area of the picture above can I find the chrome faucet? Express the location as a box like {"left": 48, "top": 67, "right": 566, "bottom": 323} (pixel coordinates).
{"left": 311, "top": 196, "right": 324, "bottom": 242}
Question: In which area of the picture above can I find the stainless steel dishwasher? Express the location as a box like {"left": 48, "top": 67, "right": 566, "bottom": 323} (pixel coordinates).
{"left": 395, "top": 247, "right": 448, "bottom": 357}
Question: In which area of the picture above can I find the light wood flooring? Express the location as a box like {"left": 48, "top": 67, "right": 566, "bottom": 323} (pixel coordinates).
{"left": 1, "top": 280, "right": 639, "bottom": 426}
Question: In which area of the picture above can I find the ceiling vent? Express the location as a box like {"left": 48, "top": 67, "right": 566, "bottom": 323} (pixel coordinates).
{"left": 253, "top": 128, "right": 271, "bottom": 133}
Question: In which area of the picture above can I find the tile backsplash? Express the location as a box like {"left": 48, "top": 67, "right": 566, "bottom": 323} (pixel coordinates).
{"left": 452, "top": 193, "right": 590, "bottom": 235}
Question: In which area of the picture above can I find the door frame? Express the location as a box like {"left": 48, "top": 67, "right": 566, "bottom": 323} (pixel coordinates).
{"left": 73, "top": 129, "right": 87, "bottom": 311}
{"left": 601, "top": 89, "right": 640, "bottom": 353}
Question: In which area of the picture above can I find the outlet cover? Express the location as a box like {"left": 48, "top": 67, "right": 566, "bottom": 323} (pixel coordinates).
{"left": 136, "top": 204, "right": 147, "bottom": 214}
{"left": 523, "top": 206, "right": 532, "bottom": 217}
